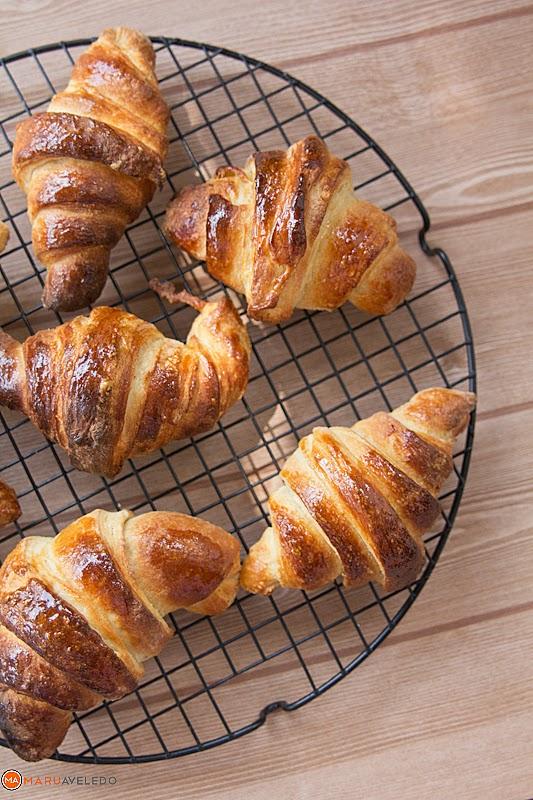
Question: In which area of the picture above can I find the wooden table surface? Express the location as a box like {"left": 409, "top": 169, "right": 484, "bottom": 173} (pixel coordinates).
{"left": 0, "top": 1, "right": 531, "bottom": 798}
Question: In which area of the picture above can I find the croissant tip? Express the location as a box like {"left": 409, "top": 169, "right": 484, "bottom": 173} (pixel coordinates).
{"left": 42, "top": 258, "right": 109, "bottom": 312}
{"left": 421, "top": 386, "right": 477, "bottom": 407}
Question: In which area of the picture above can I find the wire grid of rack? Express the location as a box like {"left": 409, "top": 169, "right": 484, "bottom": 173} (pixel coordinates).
{"left": 0, "top": 37, "right": 475, "bottom": 763}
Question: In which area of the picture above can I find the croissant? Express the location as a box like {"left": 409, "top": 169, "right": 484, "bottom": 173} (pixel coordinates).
{"left": 0, "top": 507, "right": 240, "bottom": 760}
{"left": 0, "top": 221, "right": 8, "bottom": 254}
{"left": 165, "top": 135, "right": 416, "bottom": 323}
{"left": 0, "top": 481, "right": 20, "bottom": 528}
{"left": 0, "top": 292, "right": 250, "bottom": 477}
{"left": 12, "top": 27, "right": 169, "bottom": 311}
{"left": 241, "top": 388, "right": 475, "bottom": 594}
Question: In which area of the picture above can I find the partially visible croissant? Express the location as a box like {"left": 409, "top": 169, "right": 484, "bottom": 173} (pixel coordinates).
{"left": 0, "top": 481, "right": 20, "bottom": 528}
{"left": 12, "top": 27, "right": 169, "bottom": 311}
{"left": 0, "top": 221, "right": 8, "bottom": 254}
{"left": 0, "top": 508, "right": 240, "bottom": 760}
{"left": 241, "top": 388, "right": 475, "bottom": 595}
{"left": 0, "top": 292, "right": 250, "bottom": 477}
{"left": 165, "top": 135, "right": 416, "bottom": 323}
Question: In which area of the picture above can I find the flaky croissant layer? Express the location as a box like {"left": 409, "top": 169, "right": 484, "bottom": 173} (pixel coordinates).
{"left": 241, "top": 388, "right": 475, "bottom": 595}
{"left": 12, "top": 27, "right": 169, "bottom": 311}
{"left": 0, "top": 292, "right": 251, "bottom": 477}
{"left": 0, "top": 508, "right": 240, "bottom": 761}
{"left": 165, "top": 135, "right": 416, "bottom": 323}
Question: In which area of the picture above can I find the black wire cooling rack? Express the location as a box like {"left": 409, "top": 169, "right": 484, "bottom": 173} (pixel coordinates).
{"left": 0, "top": 37, "right": 476, "bottom": 763}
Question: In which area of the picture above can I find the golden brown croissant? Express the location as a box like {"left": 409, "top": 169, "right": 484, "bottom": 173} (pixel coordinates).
{"left": 241, "top": 388, "right": 475, "bottom": 595}
{"left": 0, "top": 221, "right": 8, "bottom": 254}
{"left": 12, "top": 27, "right": 169, "bottom": 311}
{"left": 165, "top": 135, "right": 416, "bottom": 323}
{"left": 0, "top": 481, "right": 20, "bottom": 528}
{"left": 0, "top": 292, "right": 250, "bottom": 477}
{"left": 0, "top": 508, "right": 240, "bottom": 760}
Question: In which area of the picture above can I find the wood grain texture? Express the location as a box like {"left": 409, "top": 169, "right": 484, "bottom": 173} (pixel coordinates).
{"left": 0, "top": 1, "right": 532, "bottom": 798}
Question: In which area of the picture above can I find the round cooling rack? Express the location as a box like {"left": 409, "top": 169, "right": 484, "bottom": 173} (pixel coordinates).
{"left": 0, "top": 37, "right": 476, "bottom": 763}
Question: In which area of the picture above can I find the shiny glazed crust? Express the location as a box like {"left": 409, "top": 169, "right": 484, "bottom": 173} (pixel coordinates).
{"left": 0, "top": 508, "right": 240, "bottom": 761}
{"left": 165, "top": 136, "right": 416, "bottom": 323}
{"left": 11, "top": 27, "right": 169, "bottom": 311}
{"left": 0, "top": 293, "right": 251, "bottom": 478}
{"left": 240, "top": 388, "right": 476, "bottom": 594}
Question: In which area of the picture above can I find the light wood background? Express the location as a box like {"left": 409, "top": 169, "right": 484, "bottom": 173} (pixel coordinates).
{"left": 0, "top": 1, "right": 532, "bottom": 798}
